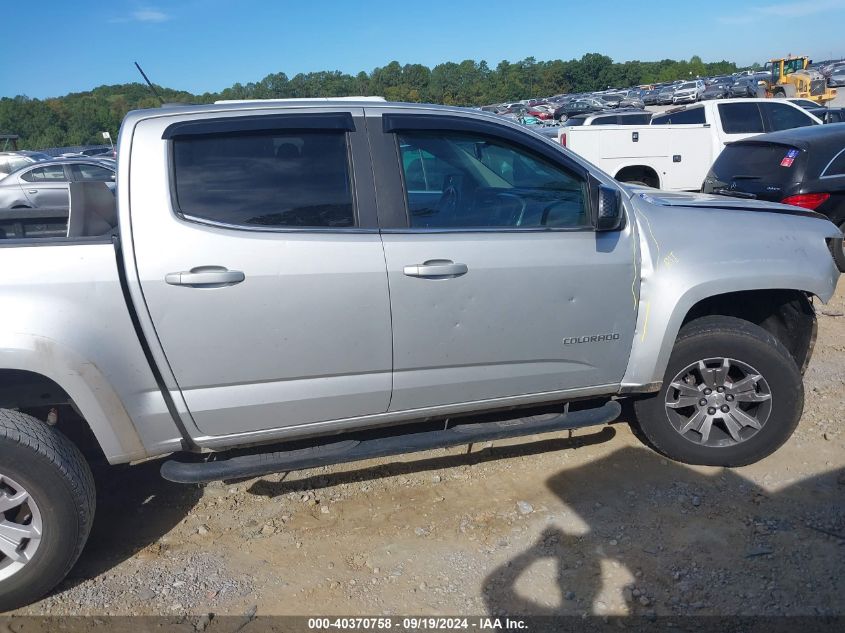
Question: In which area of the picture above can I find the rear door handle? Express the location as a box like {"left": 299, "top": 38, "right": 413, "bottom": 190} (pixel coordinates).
{"left": 403, "top": 260, "right": 468, "bottom": 278}
{"left": 27, "top": 189, "right": 37, "bottom": 194}
{"left": 165, "top": 266, "right": 245, "bottom": 287}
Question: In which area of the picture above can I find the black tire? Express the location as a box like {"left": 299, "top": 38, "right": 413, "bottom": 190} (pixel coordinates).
{"left": 830, "top": 220, "right": 845, "bottom": 273}
{"left": 632, "top": 316, "right": 803, "bottom": 467}
{"left": 0, "top": 409, "right": 95, "bottom": 612}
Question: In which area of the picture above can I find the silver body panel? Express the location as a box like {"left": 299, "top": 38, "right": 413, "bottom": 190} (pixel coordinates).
{"left": 0, "top": 100, "right": 838, "bottom": 463}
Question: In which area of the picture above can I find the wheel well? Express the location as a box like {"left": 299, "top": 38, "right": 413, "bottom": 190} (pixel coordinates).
{"left": 615, "top": 166, "right": 660, "bottom": 189}
{"left": 0, "top": 369, "right": 104, "bottom": 461}
{"left": 682, "top": 289, "right": 816, "bottom": 373}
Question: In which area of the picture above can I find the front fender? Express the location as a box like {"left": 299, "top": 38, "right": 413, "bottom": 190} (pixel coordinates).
{"left": 622, "top": 197, "right": 840, "bottom": 389}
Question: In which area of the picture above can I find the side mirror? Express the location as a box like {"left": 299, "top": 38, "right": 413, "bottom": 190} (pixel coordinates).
{"left": 592, "top": 183, "right": 624, "bottom": 231}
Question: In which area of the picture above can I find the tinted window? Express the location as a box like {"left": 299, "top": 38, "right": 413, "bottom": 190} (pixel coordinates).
{"left": 592, "top": 116, "right": 618, "bottom": 125}
{"left": 651, "top": 107, "right": 705, "bottom": 125}
{"left": 69, "top": 163, "right": 114, "bottom": 181}
{"left": 618, "top": 114, "right": 652, "bottom": 125}
{"left": 718, "top": 102, "right": 765, "bottom": 134}
{"left": 397, "top": 131, "right": 588, "bottom": 229}
{"left": 824, "top": 149, "right": 845, "bottom": 176}
{"left": 760, "top": 103, "right": 816, "bottom": 132}
{"left": 172, "top": 130, "right": 354, "bottom": 228}
{"left": 562, "top": 118, "right": 585, "bottom": 127}
{"left": 21, "top": 164, "right": 67, "bottom": 182}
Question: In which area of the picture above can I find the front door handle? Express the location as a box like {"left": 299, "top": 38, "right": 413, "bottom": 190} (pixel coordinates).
{"left": 27, "top": 189, "right": 37, "bottom": 194}
{"left": 165, "top": 266, "right": 245, "bottom": 287}
{"left": 403, "top": 260, "right": 468, "bottom": 279}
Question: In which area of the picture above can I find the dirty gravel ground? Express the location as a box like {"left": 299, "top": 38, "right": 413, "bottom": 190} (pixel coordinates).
{"left": 12, "top": 283, "right": 845, "bottom": 618}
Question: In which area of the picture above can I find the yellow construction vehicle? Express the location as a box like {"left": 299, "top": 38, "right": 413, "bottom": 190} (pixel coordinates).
{"left": 763, "top": 55, "right": 837, "bottom": 104}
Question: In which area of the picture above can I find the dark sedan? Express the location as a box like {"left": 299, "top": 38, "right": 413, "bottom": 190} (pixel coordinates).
{"left": 702, "top": 123, "right": 845, "bottom": 271}
{"left": 729, "top": 77, "right": 761, "bottom": 98}
{"left": 805, "top": 108, "right": 845, "bottom": 124}
{"left": 553, "top": 98, "right": 606, "bottom": 120}
{"left": 701, "top": 82, "right": 733, "bottom": 100}
{"left": 642, "top": 89, "right": 660, "bottom": 105}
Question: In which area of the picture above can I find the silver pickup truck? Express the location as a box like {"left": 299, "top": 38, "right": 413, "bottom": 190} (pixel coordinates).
{"left": 0, "top": 100, "right": 840, "bottom": 610}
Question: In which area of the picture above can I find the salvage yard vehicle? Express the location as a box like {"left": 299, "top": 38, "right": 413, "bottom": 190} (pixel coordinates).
{"left": 0, "top": 99, "right": 840, "bottom": 611}
{"left": 0, "top": 159, "right": 115, "bottom": 209}
{"left": 763, "top": 55, "right": 837, "bottom": 104}
{"left": 702, "top": 123, "right": 845, "bottom": 271}
{"left": 558, "top": 98, "right": 820, "bottom": 190}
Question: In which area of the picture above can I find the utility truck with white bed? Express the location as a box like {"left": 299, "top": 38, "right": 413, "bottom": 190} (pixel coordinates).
{"left": 558, "top": 98, "right": 821, "bottom": 191}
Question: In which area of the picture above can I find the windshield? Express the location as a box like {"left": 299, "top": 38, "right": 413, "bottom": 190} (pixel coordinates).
{"left": 680, "top": 82, "right": 696, "bottom": 89}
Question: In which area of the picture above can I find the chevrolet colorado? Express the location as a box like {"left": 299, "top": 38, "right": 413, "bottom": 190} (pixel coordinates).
{"left": 0, "top": 100, "right": 839, "bottom": 610}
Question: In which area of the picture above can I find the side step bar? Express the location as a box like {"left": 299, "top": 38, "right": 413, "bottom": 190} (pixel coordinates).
{"left": 160, "top": 400, "right": 621, "bottom": 484}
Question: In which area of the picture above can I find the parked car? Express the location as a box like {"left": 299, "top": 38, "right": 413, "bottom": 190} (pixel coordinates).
{"left": 803, "top": 107, "right": 845, "bottom": 124}
{"left": 789, "top": 98, "right": 825, "bottom": 111}
{"left": 701, "top": 81, "right": 733, "bottom": 100}
{"left": 0, "top": 98, "right": 839, "bottom": 611}
{"left": 672, "top": 80, "right": 705, "bottom": 104}
{"left": 0, "top": 151, "right": 51, "bottom": 178}
{"left": 730, "top": 77, "right": 762, "bottom": 98}
{"left": 657, "top": 86, "right": 677, "bottom": 104}
{"left": 0, "top": 159, "right": 115, "bottom": 208}
{"left": 828, "top": 68, "right": 845, "bottom": 87}
{"left": 553, "top": 98, "right": 605, "bottom": 120}
{"left": 562, "top": 110, "right": 652, "bottom": 126}
{"left": 702, "top": 123, "right": 845, "bottom": 271}
{"left": 642, "top": 89, "right": 660, "bottom": 105}
{"left": 560, "top": 99, "right": 820, "bottom": 190}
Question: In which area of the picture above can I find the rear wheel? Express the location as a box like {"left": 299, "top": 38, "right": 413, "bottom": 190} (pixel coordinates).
{"left": 632, "top": 316, "right": 803, "bottom": 466}
{"left": 0, "top": 409, "right": 95, "bottom": 611}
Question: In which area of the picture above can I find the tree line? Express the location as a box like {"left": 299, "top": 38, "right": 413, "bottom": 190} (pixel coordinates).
{"left": 0, "top": 54, "right": 741, "bottom": 150}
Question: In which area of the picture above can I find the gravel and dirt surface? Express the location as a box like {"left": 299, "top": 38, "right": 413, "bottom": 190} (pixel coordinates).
{"left": 9, "top": 281, "right": 845, "bottom": 618}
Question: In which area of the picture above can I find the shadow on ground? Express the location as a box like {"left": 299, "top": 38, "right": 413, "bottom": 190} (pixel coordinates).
{"left": 246, "top": 426, "right": 617, "bottom": 498}
{"left": 58, "top": 458, "right": 203, "bottom": 590}
{"left": 482, "top": 446, "right": 844, "bottom": 617}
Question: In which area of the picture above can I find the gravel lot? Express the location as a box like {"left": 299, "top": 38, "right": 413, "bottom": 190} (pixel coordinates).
{"left": 9, "top": 277, "right": 843, "bottom": 619}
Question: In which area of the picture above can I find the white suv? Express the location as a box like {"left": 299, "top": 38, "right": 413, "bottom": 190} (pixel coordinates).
{"left": 672, "top": 80, "right": 705, "bottom": 104}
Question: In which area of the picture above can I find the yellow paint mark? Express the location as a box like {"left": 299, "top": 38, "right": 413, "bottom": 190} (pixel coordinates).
{"left": 639, "top": 209, "right": 661, "bottom": 270}
{"left": 640, "top": 301, "right": 651, "bottom": 343}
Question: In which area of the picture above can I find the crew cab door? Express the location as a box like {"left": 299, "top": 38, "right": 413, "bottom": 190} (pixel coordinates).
{"left": 128, "top": 109, "right": 392, "bottom": 437}
{"left": 367, "top": 110, "right": 637, "bottom": 412}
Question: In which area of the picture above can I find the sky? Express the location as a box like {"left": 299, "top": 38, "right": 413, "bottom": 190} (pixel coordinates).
{"left": 2, "top": 0, "right": 844, "bottom": 99}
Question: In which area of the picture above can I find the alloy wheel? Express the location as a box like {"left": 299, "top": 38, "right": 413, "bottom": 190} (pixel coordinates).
{"left": 0, "top": 474, "right": 43, "bottom": 582}
{"left": 664, "top": 357, "right": 772, "bottom": 448}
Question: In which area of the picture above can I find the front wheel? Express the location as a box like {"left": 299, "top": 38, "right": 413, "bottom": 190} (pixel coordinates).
{"left": 632, "top": 316, "right": 803, "bottom": 466}
{"left": 0, "top": 409, "right": 95, "bottom": 611}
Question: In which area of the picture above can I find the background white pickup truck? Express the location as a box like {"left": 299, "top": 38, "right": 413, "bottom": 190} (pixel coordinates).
{"left": 558, "top": 99, "right": 822, "bottom": 191}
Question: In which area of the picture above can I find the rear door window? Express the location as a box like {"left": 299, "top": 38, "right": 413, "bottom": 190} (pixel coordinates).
{"left": 20, "top": 164, "right": 67, "bottom": 182}
{"left": 592, "top": 116, "right": 619, "bottom": 125}
{"left": 760, "top": 102, "right": 817, "bottom": 131}
{"left": 172, "top": 129, "right": 355, "bottom": 228}
{"left": 718, "top": 102, "right": 765, "bottom": 134}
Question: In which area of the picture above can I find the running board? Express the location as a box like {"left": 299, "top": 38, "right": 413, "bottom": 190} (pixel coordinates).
{"left": 160, "top": 400, "right": 621, "bottom": 484}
